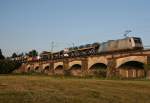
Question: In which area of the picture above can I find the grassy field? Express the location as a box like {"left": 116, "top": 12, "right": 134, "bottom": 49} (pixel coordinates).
{"left": 0, "top": 75, "right": 150, "bottom": 103}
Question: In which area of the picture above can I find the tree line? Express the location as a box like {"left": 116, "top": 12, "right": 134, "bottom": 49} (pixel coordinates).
{"left": 0, "top": 49, "right": 21, "bottom": 74}
{"left": 0, "top": 49, "right": 38, "bottom": 74}
{"left": 11, "top": 49, "right": 38, "bottom": 58}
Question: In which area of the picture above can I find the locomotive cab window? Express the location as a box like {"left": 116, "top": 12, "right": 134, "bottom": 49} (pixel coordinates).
{"left": 134, "top": 38, "right": 141, "bottom": 43}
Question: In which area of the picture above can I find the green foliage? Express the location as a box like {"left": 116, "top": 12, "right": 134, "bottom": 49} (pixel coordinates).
{"left": 64, "top": 70, "right": 71, "bottom": 76}
{"left": 144, "top": 64, "right": 150, "bottom": 70}
{"left": 28, "top": 50, "right": 38, "bottom": 57}
{"left": 11, "top": 53, "right": 18, "bottom": 58}
{"left": 93, "top": 69, "right": 107, "bottom": 77}
{"left": 0, "top": 60, "right": 21, "bottom": 74}
{"left": 0, "top": 49, "right": 5, "bottom": 60}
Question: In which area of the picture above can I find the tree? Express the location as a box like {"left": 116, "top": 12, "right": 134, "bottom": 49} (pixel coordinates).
{"left": 12, "top": 52, "right": 18, "bottom": 58}
{"left": 28, "top": 50, "right": 38, "bottom": 57}
{"left": 0, "top": 60, "right": 21, "bottom": 74}
{"left": 0, "top": 49, "right": 5, "bottom": 60}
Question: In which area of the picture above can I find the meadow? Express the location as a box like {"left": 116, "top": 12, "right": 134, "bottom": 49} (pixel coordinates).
{"left": 0, "top": 75, "right": 150, "bottom": 103}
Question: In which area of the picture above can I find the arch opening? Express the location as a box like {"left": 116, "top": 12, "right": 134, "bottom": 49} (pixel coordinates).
{"left": 27, "top": 67, "right": 31, "bottom": 72}
{"left": 89, "top": 63, "right": 107, "bottom": 77}
{"left": 55, "top": 65, "right": 64, "bottom": 75}
{"left": 35, "top": 66, "right": 40, "bottom": 72}
{"left": 35, "top": 66, "right": 39, "bottom": 71}
{"left": 43, "top": 66, "right": 50, "bottom": 73}
{"left": 118, "top": 61, "right": 145, "bottom": 78}
{"left": 67, "top": 64, "right": 82, "bottom": 76}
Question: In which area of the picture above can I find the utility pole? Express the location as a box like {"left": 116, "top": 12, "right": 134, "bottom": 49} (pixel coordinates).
{"left": 51, "top": 41, "right": 54, "bottom": 53}
{"left": 50, "top": 41, "right": 54, "bottom": 60}
{"left": 72, "top": 42, "right": 75, "bottom": 48}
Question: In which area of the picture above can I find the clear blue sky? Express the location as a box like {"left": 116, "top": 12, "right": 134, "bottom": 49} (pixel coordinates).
{"left": 0, "top": 0, "right": 150, "bottom": 56}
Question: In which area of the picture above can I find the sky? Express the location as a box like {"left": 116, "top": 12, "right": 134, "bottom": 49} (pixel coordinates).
{"left": 0, "top": 0, "right": 150, "bottom": 56}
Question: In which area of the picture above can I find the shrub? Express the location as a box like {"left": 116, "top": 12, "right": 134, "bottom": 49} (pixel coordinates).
{"left": 0, "top": 60, "right": 21, "bottom": 74}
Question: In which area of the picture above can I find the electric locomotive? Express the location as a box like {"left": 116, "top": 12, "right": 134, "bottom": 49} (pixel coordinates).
{"left": 98, "top": 37, "right": 143, "bottom": 53}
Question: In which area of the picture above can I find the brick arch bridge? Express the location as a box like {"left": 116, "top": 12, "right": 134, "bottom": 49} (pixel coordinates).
{"left": 19, "top": 49, "right": 150, "bottom": 78}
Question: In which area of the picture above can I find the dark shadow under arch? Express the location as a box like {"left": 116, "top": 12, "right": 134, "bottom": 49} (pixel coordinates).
{"left": 55, "top": 65, "right": 64, "bottom": 75}
{"left": 67, "top": 64, "right": 82, "bottom": 76}
{"left": 55, "top": 65, "right": 63, "bottom": 70}
{"left": 35, "top": 66, "right": 39, "bottom": 71}
{"left": 45, "top": 66, "right": 49, "bottom": 70}
{"left": 118, "top": 61, "right": 145, "bottom": 78}
{"left": 43, "top": 66, "right": 50, "bottom": 73}
{"left": 89, "top": 63, "right": 107, "bottom": 77}
{"left": 27, "top": 67, "right": 31, "bottom": 71}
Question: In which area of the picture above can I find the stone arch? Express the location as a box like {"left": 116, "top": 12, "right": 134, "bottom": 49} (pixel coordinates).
{"left": 118, "top": 61, "right": 145, "bottom": 78}
{"left": 35, "top": 66, "right": 40, "bottom": 72}
{"left": 34, "top": 63, "right": 39, "bottom": 69}
{"left": 116, "top": 56, "right": 147, "bottom": 68}
{"left": 69, "top": 61, "right": 82, "bottom": 69}
{"left": 88, "top": 56, "right": 108, "bottom": 69}
{"left": 27, "top": 67, "right": 31, "bottom": 72}
{"left": 89, "top": 63, "right": 107, "bottom": 77}
{"left": 54, "top": 62, "right": 63, "bottom": 70}
{"left": 43, "top": 64, "right": 50, "bottom": 70}
{"left": 54, "top": 65, "right": 64, "bottom": 75}
{"left": 68, "top": 64, "right": 82, "bottom": 76}
{"left": 43, "top": 65, "right": 50, "bottom": 73}
{"left": 44, "top": 65, "right": 50, "bottom": 70}
{"left": 26, "top": 65, "right": 31, "bottom": 72}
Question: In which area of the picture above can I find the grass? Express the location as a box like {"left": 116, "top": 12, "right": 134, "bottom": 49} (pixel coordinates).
{"left": 0, "top": 75, "right": 150, "bottom": 103}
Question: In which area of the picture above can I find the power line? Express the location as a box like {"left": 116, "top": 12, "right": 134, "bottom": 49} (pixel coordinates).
{"left": 50, "top": 41, "right": 54, "bottom": 53}
{"left": 123, "top": 30, "right": 132, "bottom": 37}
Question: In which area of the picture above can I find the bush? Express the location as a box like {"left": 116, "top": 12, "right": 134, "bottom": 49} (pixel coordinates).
{"left": 144, "top": 64, "right": 150, "bottom": 70}
{"left": 0, "top": 60, "right": 21, "bottom": 74}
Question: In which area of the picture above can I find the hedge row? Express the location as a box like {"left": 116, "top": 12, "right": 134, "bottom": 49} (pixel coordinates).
{"left": 0, "top": 60, "right": 21, "bottom": 74}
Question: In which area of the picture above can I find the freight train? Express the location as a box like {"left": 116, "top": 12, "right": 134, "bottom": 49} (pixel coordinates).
{"left": 39, "top": 37, "right": 143, "bottom": 60}
{"left": 21, "top": 36, "right": 143, "bottom": 62}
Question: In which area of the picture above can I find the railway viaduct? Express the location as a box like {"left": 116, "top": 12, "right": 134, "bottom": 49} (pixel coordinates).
{"left": 17, "top": 49, "right": 150, "bottom": 78}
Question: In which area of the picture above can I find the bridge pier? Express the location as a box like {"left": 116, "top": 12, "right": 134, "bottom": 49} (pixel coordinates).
{"left": 63, "top": 59, "right": 69, "bottom": 70}
{"left": 106, "top": 59, "right": 117, "bottom": 78}
{"left": 63, "top": 59, "right": 69, "bottom": 75}
{"left": 39, "top": 63, "right": 43, "bottom": 73}
{"left": 146, "top": 56, "right": 150, "bottom": 79}
{"left": 81, "top": 58, "right": 88, "bottom": 76}
{"left": 49, "top": 61, "right": 54, "bottom": 75}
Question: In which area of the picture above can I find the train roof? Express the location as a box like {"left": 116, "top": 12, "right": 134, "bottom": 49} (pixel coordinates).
{"left": 100, "top": 37, "right": 142, "bottom": 44}
{"left": 105, "top": 36, "right": 141, "bottom": 42}
{"left": 125, "top": 36, "right": 141, "bottom": 39}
